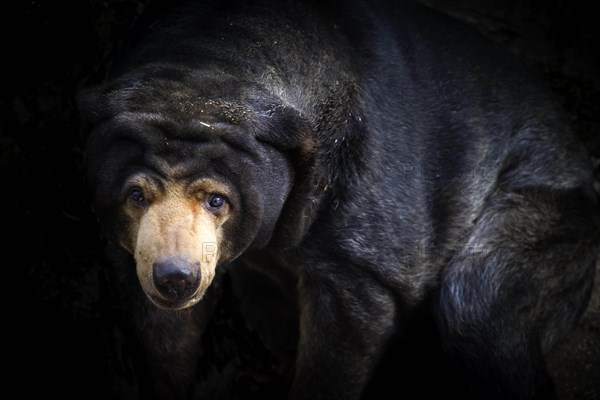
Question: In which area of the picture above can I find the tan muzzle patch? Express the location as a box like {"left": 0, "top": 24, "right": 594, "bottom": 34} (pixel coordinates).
{"left": 130, "top": 184, "right": 223, "bottom": 310}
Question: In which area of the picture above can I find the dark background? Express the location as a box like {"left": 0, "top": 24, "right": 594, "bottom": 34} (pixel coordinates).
{"left": 6, "top": 0, "right": 599, "bottom": 398}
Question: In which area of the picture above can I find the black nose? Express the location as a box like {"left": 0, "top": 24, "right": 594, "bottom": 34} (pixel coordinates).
{"left": 152, "top": 257, "right": 201, "bottom": 301}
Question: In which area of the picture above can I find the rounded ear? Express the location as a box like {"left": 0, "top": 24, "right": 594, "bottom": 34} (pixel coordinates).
{"left": 258, "top": 104, "right": 368, "bottom": 248}
{"left": 248, "top": 106, "right": 324, "bottom": 248}
{"left": 252, "top": 104, "right": 316, "bottom": 158}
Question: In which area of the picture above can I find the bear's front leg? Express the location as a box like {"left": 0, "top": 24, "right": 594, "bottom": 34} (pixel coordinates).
{"left": 104, "top": 243, "right": 216, "bottom": 400}
{"left": 290, "top": 261, "right": 397, "bottom": 400}
{"left": 130, "top": 299, "right": 212, "bottom": 400}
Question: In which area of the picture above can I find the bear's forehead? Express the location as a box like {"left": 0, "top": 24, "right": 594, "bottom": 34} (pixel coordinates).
{"left": 98, "top": 112, "right": 263, "bottom": 180}
{"left": 106, "top": 108, "right": 252, "bottom": 143}
{"left": 109, "top": 67, "right": 269, "bottom": 125}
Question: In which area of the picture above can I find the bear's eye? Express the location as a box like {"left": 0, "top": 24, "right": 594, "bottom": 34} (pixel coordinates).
{"left": 207, "top": 194, "right": 226, "bottom": 210}
{"left": 129, "top": 187, "right": 146, "bottom": 204}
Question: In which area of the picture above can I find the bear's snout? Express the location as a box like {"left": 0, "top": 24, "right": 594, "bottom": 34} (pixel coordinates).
{"left": 152, "top": 257, "right": 201, "bottom": 302}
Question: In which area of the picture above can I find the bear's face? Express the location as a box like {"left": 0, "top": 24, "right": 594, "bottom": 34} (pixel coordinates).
{"left": 81, "top": 73, "right": 307, "bottom": 310}
{"left": 119, "top": 175, "right": 233, "bottom": 310}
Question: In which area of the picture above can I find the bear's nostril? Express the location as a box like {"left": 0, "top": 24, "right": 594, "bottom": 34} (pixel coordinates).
{"left": 152, "top": 258, "right": 201, "bottom": 301}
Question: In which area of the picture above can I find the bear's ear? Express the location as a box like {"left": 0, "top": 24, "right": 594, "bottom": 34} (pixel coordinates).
{"left": 247, "top": 106, "right": 324, "bottom": 248}
{"left": 252, "top": 104, "right": 317, "bottom": 161}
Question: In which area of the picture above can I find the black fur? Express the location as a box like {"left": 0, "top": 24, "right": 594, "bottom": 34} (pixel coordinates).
{"left": 79, "top": 0, "right": 600, "bottom": 399}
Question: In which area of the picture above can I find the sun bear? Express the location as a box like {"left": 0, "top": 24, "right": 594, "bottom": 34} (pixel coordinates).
{"left": 78, "top": 0, "right": 600, "bottom": 399}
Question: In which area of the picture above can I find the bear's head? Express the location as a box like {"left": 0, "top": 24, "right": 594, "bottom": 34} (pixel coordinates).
{"left": 79, "top": 66, "right": 316, "bottom": 310}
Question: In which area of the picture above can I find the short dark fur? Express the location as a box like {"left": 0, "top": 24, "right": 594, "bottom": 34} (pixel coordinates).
{"left": 79, "top": 0, "right": 600, "bottom": 399}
